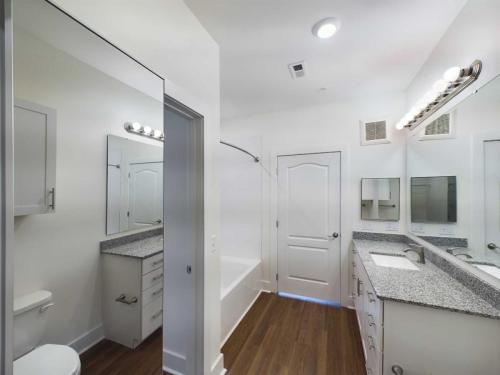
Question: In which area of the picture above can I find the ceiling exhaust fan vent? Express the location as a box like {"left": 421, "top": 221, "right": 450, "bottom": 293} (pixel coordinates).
{"left": 288, "top": 61, "right": 306, "bottom": 79}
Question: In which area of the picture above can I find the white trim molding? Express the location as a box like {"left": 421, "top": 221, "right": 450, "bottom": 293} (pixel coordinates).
{"left": 67, "top": 324, "right": 104, "bottom": 355}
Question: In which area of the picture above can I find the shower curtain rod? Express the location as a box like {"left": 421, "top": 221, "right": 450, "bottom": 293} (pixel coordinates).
{"left": 220, "top": 140, "right": 260, "bottom": 163}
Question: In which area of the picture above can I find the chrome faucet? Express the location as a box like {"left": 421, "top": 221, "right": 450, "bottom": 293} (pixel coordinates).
{"left": 404, "top": 244, "right": 425, "bottom": 264}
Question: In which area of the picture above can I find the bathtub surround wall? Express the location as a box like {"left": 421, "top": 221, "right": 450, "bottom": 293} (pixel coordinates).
{"left": 219, "top": 136, "right": 263, "bottom": 261}
{"left": 222, "top": 93, "right": 407, "bottom": 306}
{"left": 13, "top": 28, "right": 162, "bottom": 349}
{"left": 52, "top": 1, "right": 224, "bottom": 373}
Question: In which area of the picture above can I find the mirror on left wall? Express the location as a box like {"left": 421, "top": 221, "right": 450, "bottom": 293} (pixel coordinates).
{"left": 12, "top": 0, "right": 164, "bottom": 371}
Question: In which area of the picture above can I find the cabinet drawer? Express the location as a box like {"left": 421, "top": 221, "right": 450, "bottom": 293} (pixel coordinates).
{"left": 142, "top": 267, "right": 163, "bottom": 291}
{"left": 142, "top": 253, "right": 163, "bottom": 275}
{"left": 142, "top": 283, "right": 164, "bottom": 307}
{"left": 142, "top": 296, "right": 163, "bottom": 340}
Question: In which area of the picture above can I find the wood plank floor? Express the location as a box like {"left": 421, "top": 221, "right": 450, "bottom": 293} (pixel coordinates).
{"left": 80, "top": 328, "right": 163, "bottom": 375}
{"left": 222, "top": 293, "right": 366, "bottom": 375}
{"left": 80, "top": 293, "right": 365, "bottom": 375}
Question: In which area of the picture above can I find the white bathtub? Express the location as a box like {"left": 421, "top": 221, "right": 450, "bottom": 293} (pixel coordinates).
{"left": 220, "top": 256, "right": 261, "bottom": 345}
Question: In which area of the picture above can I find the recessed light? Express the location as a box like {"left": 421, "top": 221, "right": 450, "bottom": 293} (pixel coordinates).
{"left": 312, "top": 17, "right": 340, "bottom": 39}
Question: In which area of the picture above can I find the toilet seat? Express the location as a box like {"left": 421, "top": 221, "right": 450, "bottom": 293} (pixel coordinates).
{"left": 14, "top": 344, "right": 81, "bottom": 375}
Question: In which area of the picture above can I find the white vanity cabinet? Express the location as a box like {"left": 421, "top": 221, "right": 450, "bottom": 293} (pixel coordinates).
{"left": 352, "top": 249, "right": 500, "bottom": 375}
{"left": 102, "top": 252, "right": 163, "bottom": 348}
{"left": 14, "top": 99, "right": 57, "bottom": 216}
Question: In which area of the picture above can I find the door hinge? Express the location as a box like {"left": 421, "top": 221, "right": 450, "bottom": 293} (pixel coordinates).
{"left": 128, "top": 172, "right": 131, "bottom": 178}
{"left": 276, "top": 220, "right": 279, "bottom": 228}
{"left": 276, "top": 273, "right": 279, "bottom": 281}
{"left": 127, "top": 211, "right": 130, "bottom": 217}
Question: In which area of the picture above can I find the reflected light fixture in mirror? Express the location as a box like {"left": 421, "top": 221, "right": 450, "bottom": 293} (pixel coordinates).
{"left": 124, "top": 122, "right": 164, "bottom": 141}
{"left": 395, "top": 60, "right": 482, "bottom": 130}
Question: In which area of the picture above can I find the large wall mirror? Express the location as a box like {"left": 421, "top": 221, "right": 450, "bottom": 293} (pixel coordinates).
{"left": 407, "top": 75, "right": 500, "bottom": 282}
{"left": 12, "top": 0, "right": 164, "bottom": 370}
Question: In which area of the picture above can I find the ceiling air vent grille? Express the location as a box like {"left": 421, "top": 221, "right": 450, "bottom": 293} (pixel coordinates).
{"left": 288, "top": 61, "right": 306, "bottom": 79}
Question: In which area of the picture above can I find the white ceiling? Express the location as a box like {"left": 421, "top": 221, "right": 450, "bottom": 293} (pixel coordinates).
{"left": 184, "top": 0, "right": 467, "bottom": 120}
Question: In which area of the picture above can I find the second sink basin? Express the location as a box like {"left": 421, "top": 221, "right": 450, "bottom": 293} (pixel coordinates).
{"left": 370, "top": 253, "right": 420, "bottom": 271}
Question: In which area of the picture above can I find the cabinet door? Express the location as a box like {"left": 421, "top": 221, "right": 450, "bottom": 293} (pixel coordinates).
{"left": 14, "top": 99, "right": 56, "bottom": 215}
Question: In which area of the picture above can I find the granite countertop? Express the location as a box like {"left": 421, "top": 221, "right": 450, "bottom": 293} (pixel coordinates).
{"left": 101, "top": 235, "right": 163, "bottom": 259}
{"left": 353, "top": 239, "right": 500, "bottom": 320}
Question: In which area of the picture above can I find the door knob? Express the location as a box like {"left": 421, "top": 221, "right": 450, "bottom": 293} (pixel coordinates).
{"left": 328, "top": 232, "right": 339, "bottom": 239}
{"left": 487, "top": 243, "right": 499, "bottom": 250}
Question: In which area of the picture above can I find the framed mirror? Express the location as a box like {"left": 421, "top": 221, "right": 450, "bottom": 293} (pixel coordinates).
{"left": 107, "top": 135, "right": 163, "bottom": 235}
{"left": 407, "top": 75, "right": 500, "bottom": 282}
{"left": 361, "top": 178, "right": 400, "bottom": 221}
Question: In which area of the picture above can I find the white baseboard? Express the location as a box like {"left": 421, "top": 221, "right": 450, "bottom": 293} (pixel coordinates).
{"left": 67, "top": 324, "right": 104, "bottom": 354}
{"left": 163, "top": 349, "right": 187, "bottom": 375}
{"left": 210, "top": 353, "right": 225, "bottom": 375}
{"left": 220, "top": 289, "right": 263, "bottom": 348}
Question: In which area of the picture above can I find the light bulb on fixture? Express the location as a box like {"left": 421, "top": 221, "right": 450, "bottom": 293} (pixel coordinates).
{"left": 312, "top": 17, "right": 340, "bottom": 39}
{"left": 143, "top": 126, "right": 152, "bottom": 135}
{"left": 443, "top": 66, "right": 462, "bottom": 82}
{"left": 395, "top": 121, "right": 405, "bottom": 130}
{"left": 433, "top": 79, "right": 449, "bottom": 94}
{"left": 153, "top": 129, "right": 163, "bottom": 138}
{"left": 423, "top": 90, "right": 439, "bottom": 105}
{"left": 131, "top": 122, "right": 142, "bottom": 131}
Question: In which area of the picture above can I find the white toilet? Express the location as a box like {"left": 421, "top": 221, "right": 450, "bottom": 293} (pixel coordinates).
{"left": 13, "top": 290, "right": 81, "bottom": 375}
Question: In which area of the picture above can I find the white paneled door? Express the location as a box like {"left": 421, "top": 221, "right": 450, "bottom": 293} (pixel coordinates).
{"left": 128, "top": 162, "right": 163, "bottom": 229}
{"left": 277, "top": 152, "right": 341, "bottom": 301}
{"left": 485, "top": 141, "right": 500, "bottom": 257}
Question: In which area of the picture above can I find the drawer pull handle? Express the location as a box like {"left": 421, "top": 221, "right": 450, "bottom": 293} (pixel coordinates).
{"left": 152, "top": 260, "right": 163, "bottom": 266}
{"left": 115, "top": 294, "right": 138, "bottom": 305}
{"left": 152, "top": 274, "right": 163, "bottom": 282}
{"left": 151, "top": 309, "right": 163, "bottom": 320}
{"left": 367, "top": 292, "right": 376, "bottom": 303}
{"left": 391, "top": 365, "right": 404, "bottom": 375}
{"left": 152, "top": 288, "right": 163, "bottom": 297}
{"left": 367, "top": 314, "right": 375, "bottom": 327}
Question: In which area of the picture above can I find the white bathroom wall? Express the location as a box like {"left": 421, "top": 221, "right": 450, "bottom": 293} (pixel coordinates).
{"left": 222, "top": 93, "right": 406, "bottom": 305}
{"left": 51, "top": 1, "right": 224, "bottom": 373}
{"left": 219, "top": 137, "right": 262, "bottom": 260}
{"left": 13, "top": 28, "right": 163, "bottom": 346}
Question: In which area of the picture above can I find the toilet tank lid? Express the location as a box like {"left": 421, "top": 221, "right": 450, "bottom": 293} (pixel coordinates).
{"left": 14, "top": 290, "right": 52, "bottom": 316}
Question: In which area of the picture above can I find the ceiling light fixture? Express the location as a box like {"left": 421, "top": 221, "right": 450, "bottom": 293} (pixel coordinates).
{"left": 395, "top": 60, "right": 482, "bottom": 131}
{"left": 312, "top": 17, "right": 340, "bottom": 39}
{"left": 124, "top": 122, "right": 164, "bottom": 142}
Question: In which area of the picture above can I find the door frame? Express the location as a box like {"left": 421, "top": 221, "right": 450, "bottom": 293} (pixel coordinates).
{"left": 163, "top": 94, "right": 205, "bottom": 375}
{"left": 268, "top": 143, "right": 350, "bottom": 306}
{"left": 0, "top": 0, "right": 14, "bottom": 373}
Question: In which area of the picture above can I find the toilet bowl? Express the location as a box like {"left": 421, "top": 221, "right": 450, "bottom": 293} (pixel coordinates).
{"left": 14, "top": 344, "right": 80, "bottom": 375}
{"left": 13, "top": 290, "right": 81, "bottom": 375}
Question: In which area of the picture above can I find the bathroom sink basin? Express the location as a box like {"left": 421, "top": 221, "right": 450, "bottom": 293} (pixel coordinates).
{"left": 474, "top": 264, "right": 500, "bottom": 279}
{"left": 370, "top": 253, "right": 419, "bottom": 271}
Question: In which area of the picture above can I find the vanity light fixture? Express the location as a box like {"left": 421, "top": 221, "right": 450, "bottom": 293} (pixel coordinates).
{"left": 124, "top": 122, "right": 164, "bottom": 142}
{"left": 395, "top": 60, "right": 482, "bottom": 130}
{"left": 312, "top": 17, "right": 340, "bottom": 39}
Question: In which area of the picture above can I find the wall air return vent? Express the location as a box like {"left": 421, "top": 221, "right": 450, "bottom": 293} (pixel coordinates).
{"left": 288, "top": 61, "right": 306, "bottom": 79}
{"left": 420, "top": 113, "right": 455, "bottom": 140}
{"left": 360, "top": 119, "right": 390, "bottom": 145}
